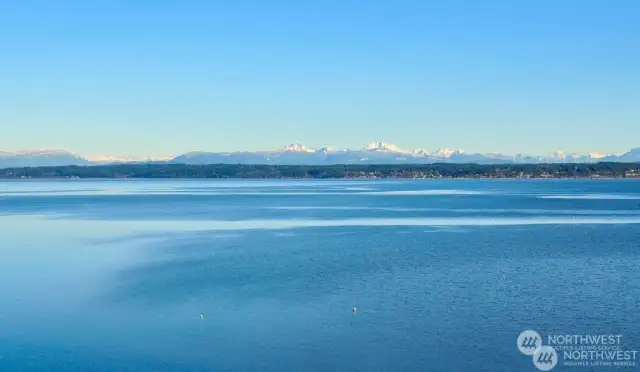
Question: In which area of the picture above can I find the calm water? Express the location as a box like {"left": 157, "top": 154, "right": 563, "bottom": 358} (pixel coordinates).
{"left": 0, "top": 179, "right": 639, "bottom": 371}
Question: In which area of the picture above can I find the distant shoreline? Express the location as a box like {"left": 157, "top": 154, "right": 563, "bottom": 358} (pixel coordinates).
{"left": 0, "top": 163, "right": 639, "bottom": 180}
{"left": 1, "top": 177, "right": 638, "bottom": 180}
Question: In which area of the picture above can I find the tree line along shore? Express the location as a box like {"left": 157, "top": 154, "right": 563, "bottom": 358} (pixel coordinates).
{"left": 0, "top": 163, "right": 639, "bottom": 179}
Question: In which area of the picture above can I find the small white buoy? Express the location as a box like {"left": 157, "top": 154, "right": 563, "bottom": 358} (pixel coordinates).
{"left": 200, "top": 313, "right": 204, "bottom": 319}
{"left": 352, "top": 307, "right": 357, "bottom": 313}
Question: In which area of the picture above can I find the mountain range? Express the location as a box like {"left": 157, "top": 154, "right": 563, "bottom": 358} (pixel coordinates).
{"left": 1, "top": 142, "right": 640, "bottom": 168}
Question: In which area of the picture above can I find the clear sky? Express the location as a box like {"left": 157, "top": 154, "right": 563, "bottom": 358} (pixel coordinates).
{"left": 1, "top": 0, "right": 638, "bottom": 157}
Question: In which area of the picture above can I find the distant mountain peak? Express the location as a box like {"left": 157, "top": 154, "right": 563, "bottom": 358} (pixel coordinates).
{"left": 553, "top": 151, "right": 570, "bottom": 160}
{"left": 87, "top": 155, "right": 172, "bottom": 163}
{"left": 11, "top": 148, "right": 80, "bottom": 157}
{"left": 315, "top": 146, "right": 337, "bottom": 153}
{"left": 362, "top": 142, "right": 409, "bottom": 153}
{"left": 588, "top": 152, "right": 608, "bottom": 159}
{"left": 431, "top": 148, "right": 464, "bottom": 158}
{"left": 412, "top": 148, "right": 430, "bottom": 157}
{"left": 283, "top": 143, "right": 315, "bottom": 152}
{"left": 0, "top": 148, "right": 89, "bottom": 167}
{"left": 2, "top": 144, "right": 640, "bottom": 168}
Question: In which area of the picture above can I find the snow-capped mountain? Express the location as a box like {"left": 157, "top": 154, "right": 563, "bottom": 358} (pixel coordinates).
{"left": 168, "top": 143, "right": 625, "bottom": 165}
{"left": 431, "top": 148, "right": 464, "bottom": 158}
{"left": 88, "top": 155, "right": 172, "bottom": 164}
{"left": 588, "top": 152, "right": 608, "bottom": 160}
{"left": 315, "top": 146, "right": 337, "bottom": 154}
{"left": 283, "top": 143, "right": 315, "bottom": 152}
{"left": 362, "top": 142, "right": 411, "bottom": 154}
{"left": 0, "top": 149, "right": 89, "bottom": 168}
{"left": 412, "top": 149, "right": 430, "bottom": 157}
{"left": 0, "top": 150, "right": 170, "bottom": 168}
{"left": 0, "top": 143, "right": 637, "bottom": 168}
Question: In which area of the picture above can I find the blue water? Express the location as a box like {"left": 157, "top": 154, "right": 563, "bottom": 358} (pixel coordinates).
{"left": 0, "top": 179, "right": 639, "bottom": 371}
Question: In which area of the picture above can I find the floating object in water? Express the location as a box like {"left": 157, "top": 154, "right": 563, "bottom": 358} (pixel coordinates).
{"left": 200, "top": 314, "right": 204, "bottom": 319}
{"left": 352, "top": 307, "right": 357, "bottom": 313}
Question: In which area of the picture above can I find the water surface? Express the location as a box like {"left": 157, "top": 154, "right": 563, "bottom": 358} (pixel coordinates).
{"left": 0, "top": 179, "right": 639, "bottom": 371}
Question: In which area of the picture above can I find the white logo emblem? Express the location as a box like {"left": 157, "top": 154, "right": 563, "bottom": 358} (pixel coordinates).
{"left": 533, "top": 346, "right": 558, "bottom": 371}
{"left": 517, "top": 330, "right": 542, "bottom": 355}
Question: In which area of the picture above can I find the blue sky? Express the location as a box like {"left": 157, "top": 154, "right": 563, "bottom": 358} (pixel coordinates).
{"left": 1, "top": 0, "right": 638, "bottom": 157}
